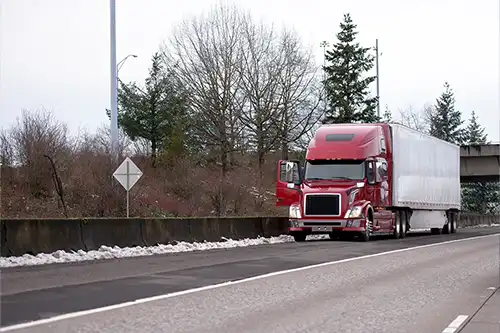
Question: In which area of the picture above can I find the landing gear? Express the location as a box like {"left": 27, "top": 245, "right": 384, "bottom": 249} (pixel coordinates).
{"left": 431, "top": 228, "right": 441, "bottom": 235}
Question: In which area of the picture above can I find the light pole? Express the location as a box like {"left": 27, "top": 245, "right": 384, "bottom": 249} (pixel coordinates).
{"left": 105, "top": 54, "right": 137, "bottom": 152}
{"left": 117, "top": 54, "right": 137, "bottom": 74}
{"left": 110, "top": 0, "right": 118, "bottom": 158}
{"left": 375, "top": 39, "right": 380, "bottom": 119}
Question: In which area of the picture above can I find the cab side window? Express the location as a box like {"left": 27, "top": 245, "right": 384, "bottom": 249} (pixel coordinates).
{"left": 366, "top": 161, "right": 375, "bottom": 183}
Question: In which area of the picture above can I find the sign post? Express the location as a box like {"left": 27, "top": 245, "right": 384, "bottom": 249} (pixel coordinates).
{"left": 113, "top": 157, "right": 142, "bottom": 217}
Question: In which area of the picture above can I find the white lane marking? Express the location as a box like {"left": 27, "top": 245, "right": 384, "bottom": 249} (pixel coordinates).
{"left": 1, "top": 232, "right": 498, "bottom": 332}
{"left": 442, "top": 315, "right": 468, "bottom": 333}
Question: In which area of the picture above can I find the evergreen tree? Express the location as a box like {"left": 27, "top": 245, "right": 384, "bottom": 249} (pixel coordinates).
{"left": 428, "top": 82, "right": 465, "bottom": 144}
{"left": 461, "top": 111, "right": 500, "bottom": 213}
{"left": 381, "top": 104, "right": 392, "bottom": 123}
{"left": 322, "top": 13, "right": 378, "bottom": 124}
{"left": 107, "top": 52, "right": 191, "bottom": 167}
{"left": 464, "top": 111, "right": 487, "bottom": 144}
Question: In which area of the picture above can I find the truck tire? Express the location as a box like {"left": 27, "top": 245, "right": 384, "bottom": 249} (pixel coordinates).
{"left": 359, "top": 217, "right": 372, "bottom": 242}
{"left": 450, "top": 212, "right": 457, "bottom": 233}
{"left": 329, "top": 233, "right": 340, "bottom": 240}
{"left": 442, "top": 213, "right": 451, "bottom": 234}
{"left": 392, "top": 212, "right": 401, "bottom": 239}
{"left": 399, "top": 211, "right": 407, "bottom": 238}
{"left": 293, "top": 233, "right": 307, "bottom": 242}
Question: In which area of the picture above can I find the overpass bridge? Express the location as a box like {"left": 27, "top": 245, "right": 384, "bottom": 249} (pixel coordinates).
{"left": 460, "top": 143, "right": 500, "bottom": 182}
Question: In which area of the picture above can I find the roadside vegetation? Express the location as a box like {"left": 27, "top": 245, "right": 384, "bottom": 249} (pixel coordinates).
{"left": 1, "top": 5, "right": 498, "bottom": 218}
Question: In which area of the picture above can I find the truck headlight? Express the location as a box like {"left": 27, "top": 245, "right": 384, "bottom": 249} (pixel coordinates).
{"left": 344, "top": 206, "right": 363, "bottom": 219}
{"left": 289, "top": 204, "right": 301, "bottom": 219}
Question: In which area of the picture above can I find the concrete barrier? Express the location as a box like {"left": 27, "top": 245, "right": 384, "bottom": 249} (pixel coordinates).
{"left": 458, "top": 213, "right": 500, "bottom": 227}
{"left": 80, "top": 218, "right": 145, "bottom": 251}
{"left": 261, "top": 217, "right": 288, "bottom": 238}
{"left": 2, "top": 219, "right": 84, "bottom": 256}
{"left": 0, "top": 214, "right": 497, "bottom": 257}
{"left": 142, "top": 218, "right": 191, "bottom": 246}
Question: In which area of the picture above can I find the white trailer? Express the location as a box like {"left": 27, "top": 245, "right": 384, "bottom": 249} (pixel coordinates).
{"left": 390, "top": 123, "right": 461, "bottom": 232}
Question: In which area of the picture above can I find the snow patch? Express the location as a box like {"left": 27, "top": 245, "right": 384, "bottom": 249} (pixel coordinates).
{"left": 466, "top": 223, "right": 500, "bottom": 228}
{"left": 0, "top": 234, "right": 328, "bottom": 268}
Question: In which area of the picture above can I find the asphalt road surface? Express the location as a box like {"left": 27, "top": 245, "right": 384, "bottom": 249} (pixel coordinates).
{"left": 1, "top": 227, "right": 499, "bottom": 333}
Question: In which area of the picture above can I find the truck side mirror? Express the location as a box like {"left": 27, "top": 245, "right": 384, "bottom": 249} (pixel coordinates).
{"left": 366, "top": 161, "right": 376, "bottom": 185}
{"left": 285, "top": 161, "right": 302, "bottom": 185}
{"left": 285, "top": 161, "right": 296, "bottom": 183}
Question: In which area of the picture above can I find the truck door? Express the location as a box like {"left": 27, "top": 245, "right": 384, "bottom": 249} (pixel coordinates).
{"left": 373, "top": 159, "right": 393, "bottom": 230}
{"left": 275, "top": 160, "right": 300, "bottom": 206}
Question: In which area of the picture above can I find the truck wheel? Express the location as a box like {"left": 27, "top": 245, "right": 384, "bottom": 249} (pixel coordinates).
{"left": 359, "top": 217, "right": 372, "bottom": 242}
{"left": 392, "top": 212, "right": 401, "bottom": 239}
{"left": 442, "top": 213, "right": 451, "bottom": 234}
{"left": 292, "top": 233, "right": 307, "bottom": 242}
{"left": 399, "top": 211, "right": 407, "bottom": 238}
{"left": 450, "top": 212, "right": 457, "bottom": 233}
{"left": 329, "top": 233, "right": 339, "bottom": 240}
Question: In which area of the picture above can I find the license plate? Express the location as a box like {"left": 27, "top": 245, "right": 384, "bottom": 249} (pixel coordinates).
{"left": 312, "top": 226, "right": 332, "bottom": 232}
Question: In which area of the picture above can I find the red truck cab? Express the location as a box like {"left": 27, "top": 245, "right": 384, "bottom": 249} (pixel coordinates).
{"left": 276, "top": 123, "right": 396, "bottom": 242}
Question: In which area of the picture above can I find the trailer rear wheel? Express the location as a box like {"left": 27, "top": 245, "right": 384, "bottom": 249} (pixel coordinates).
{"left": 292, "top": 233, "right": 307, "bottom": 242}
{"left": 442, "top": 213, "right": 451, "bottom": 234}
{"left": 450, "top": 212, "right": 457, "bottom": 233}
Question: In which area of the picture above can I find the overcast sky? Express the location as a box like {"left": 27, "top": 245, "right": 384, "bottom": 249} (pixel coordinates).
{"left": 1, "top": 0, "right": 499, "bottom": 141}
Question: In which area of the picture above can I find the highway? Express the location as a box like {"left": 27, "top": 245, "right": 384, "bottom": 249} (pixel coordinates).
{"left": 1, "top": 227, "right": 499, "bottom": 333}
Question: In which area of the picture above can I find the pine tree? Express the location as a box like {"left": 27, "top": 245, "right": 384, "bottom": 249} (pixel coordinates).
{"left": 107, "top": 52, "right": 191, "bottom": 167}
{"left": 464, "top": 111, "right": 487, "bottom": 144}
{"left": 428, "top": 82, "right": 465, "bottom": 144}
{"left": 322, "top": 13, "right": 378, "bottom": 124}
{"left": 382, "top": 104, "right": 392, "bottom": 123}
{"left": 461, "top": 111, "right": 500, "bottom": 213}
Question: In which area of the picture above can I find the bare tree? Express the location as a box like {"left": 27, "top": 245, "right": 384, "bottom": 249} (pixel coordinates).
{"left": 396, "top": 104, "right": 433, "bottom": 133}
{"left": 272, "top": 29, "right": 323, "bottom": 160}
{"left": 162, "top": 4, "right": 247, "bottom": 215}
{"left": 76, "top": 125, "right": 130, "bottom": 157}
{"left": 236, "top": 18, "right": 284, "bottom": 181}
{"left": 0, "top": 129, "right": 13, "bottom": 167}
{"left": 8, "top": 109, "right": 71, "bottom": 197}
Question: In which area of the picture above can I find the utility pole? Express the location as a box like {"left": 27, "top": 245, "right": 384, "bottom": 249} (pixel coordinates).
{"left": 375, "top": 39, "right": 380, "bottom": 119}
{"left": 110, "top": 0, "right": 118, "bottom": 158}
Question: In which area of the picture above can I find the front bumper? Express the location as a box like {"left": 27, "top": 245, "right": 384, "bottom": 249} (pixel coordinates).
{"left": 288, "top": 219, "right": 365, "bottom": 233}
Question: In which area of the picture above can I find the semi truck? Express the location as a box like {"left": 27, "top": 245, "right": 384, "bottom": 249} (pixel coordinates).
{"left": 275, "top": 122, "right": 461, "bottom": 242}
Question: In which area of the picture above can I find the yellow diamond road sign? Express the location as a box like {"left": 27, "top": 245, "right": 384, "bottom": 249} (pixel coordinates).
{"left": 113, "top": 157, "right": 143, "bottom": 191}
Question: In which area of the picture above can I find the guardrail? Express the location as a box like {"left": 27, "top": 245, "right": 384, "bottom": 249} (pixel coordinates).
{"left": 1, "top": 213, "right": 498, "bottom": 257}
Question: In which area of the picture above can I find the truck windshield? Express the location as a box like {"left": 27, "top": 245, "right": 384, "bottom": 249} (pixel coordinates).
{"left": 304, "top": 160, "right": 364, "bottom": 180}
